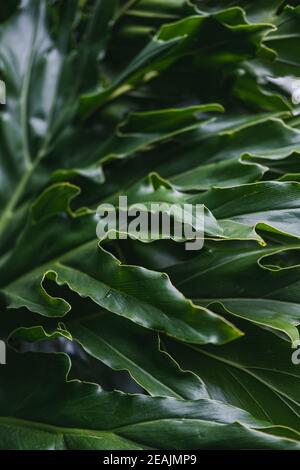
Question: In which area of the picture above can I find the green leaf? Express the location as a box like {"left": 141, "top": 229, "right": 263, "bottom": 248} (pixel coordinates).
{"left": 116, "top": 176, "right": 300, "bottom": 243}
{"left": 81, "top": 11, "right": 272, "bottom": 115}
{"left": 192, "top": 0, "right": 283, "bottom": 24}
{"left": 0, "top": 0, "right": 116, "bottom": 247}
{"left": 2, "top": 0, "right": 300, "bottom": 451}
{"left": 1, "top": 352, "right": 300, "bottom": 450}
{"left": 0, "top": 184, "right": 241, "bottom": 346}
{"left": 165, "top": 321, "right": 300, "bottom": 432}
{"left": 156, "top": 118, "right": 300, "bottom": 190}
{"left": 13, "top": 309, "right": 208, "bottom": 400}
{"left": 168, "top": 242, "right": 300, "bottom": 344}
{"left": 195, "top": 181, "right": 300, "bottom": 242}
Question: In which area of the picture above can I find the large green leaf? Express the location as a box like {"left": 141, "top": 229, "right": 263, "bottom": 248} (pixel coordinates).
{"left": 81, "top": 9, "right": 272, "bottom": 115}
{"left": 233, "top": 6, "right": 300, "bottom": 111}
{"left": 0, "top": 0, "right": 116, "bottom": 246}
{"left": 168, "top": 242, "right": 300, "bottom": 344}
{"left": 0, "top": 184, "right": 241, "bottom": 346}
{"left": 165, "top": 321, "right": 300, "bottom": 432}
{"left": 10, "top": 307, "right": 208, "bottom": 400}
{"left": 195, "top": 181, "right": 300, "bottom": 242}
{"left": 119, "top": 176, "right": 300, "bottom": 243}
{"left": 1, "top": 352, "right": 300, "bottom": 450}
{"left": 2, "top": 0, "right": 300, "bottom": 451}
{"left": 192, "top": 0, "right": 283, "bottom": 24}
{"left": 156, "top": 118, "right": 300, "bottom": 190}
{"left": 68, "top": 311, "right": 208, "bottom": 399}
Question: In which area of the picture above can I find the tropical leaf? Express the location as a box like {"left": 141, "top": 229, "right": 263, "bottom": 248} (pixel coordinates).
{"left": 0, "top": 183, "right": 240, "bottom": 345}
{"left": 11, "top": 308, "right": 209, "bottom": 400}
{"left": 1, "top": 0, "right": 300, "bottom": 452}
{"left": 168, "top": 242, "right": 300, "bottom": 344}
{"left": 2, "top": 352, "right": 300, "bottom": 450}
{"left": 165, "top": 321, "right": 300, "bottom": 432}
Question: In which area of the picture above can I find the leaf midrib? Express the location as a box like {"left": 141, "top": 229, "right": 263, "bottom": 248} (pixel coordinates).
{"left": 0, "top": 416, "right": 151, "bottom": 449}
{"left": 0, "top": 2, "right": 41, "bottom": 238}
{"left": 176, "top": 248, "right": 267, "bottom": 286}
{"left": 189, "top": 345, "right": 300, "bottom": 410}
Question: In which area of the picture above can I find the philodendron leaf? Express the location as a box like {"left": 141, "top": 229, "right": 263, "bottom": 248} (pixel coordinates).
{"left": 2, "top": 240, "right": 241, "bottom": 345}
{"left": 194, "top": 181, "right": 300, "bottom": 242}
{"left": 63, "top": 313, "right": 209, "bottom": 400}
{"left": 92, "top": 104, "right": 224, "bottom": 165}
{"left": 2, "top": 0, "right": 300, "bottom": 452}
{"left": 4, "top": 178, "right": 300, "bottom": 346}
{"left": 51, "top": 104, "right": 224, "bottom": 195}
{"left": 169, "top": 157, "right": 267, "bottom": 190}
{"left": 233, "top": 6, "right": 300, "bottom": 111}
{"left": 168, "top": 242, "right": 300, "bottom": 345}
{"left": 0, "top": 0, "right": 116, "bottom": 248}
{"left": 165, "top": 321, "right": 300, "bottom": 432}
{"left": 119, "top": 175, "right": 300, "bottom": 243}
{"left": 81, "top": 10, "right": 272, "bottom": 115}
{"left": 10, "top": 309, "right": 209, "bottom": 400}
{"left": 192, "top": 0, "right": 283, "bottom": 24}
{"left": 0, "top": 184, "right": 241, "bottom": 346}
{"left": 1, "top": 352, "right": 300, "bottom": 450}
{"left": 261, "top": 5, "right": 300, "bottom": 77}
{"left": 156, "top": 118, "right": 300, "bottom": 190}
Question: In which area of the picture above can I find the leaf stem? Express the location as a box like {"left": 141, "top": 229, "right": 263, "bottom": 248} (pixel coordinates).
{"left": 0, "top": 163, "right": 36, "bottom": 241}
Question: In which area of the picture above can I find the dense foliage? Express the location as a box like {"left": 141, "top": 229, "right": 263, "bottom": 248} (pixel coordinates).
{"left": 1, "top": 0, "right": 300, "bottom": 450}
